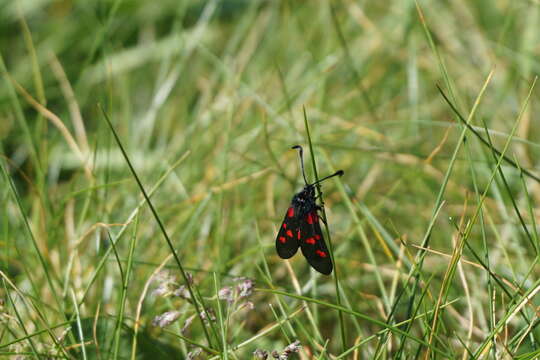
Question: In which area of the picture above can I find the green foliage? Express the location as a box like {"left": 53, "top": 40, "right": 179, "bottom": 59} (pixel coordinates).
{"left": 1, "top": 0, "right": 540, "bottom": 358}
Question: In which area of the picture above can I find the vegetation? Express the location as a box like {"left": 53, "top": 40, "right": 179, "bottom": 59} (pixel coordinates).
{"left": 1, "top": 0, "right": 540, "bottom": 358}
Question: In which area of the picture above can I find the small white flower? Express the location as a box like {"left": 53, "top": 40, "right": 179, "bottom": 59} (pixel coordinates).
{"left": 218, "top": 286, "right": 234, "bottom": 303}
{"left": 173, "top": 285, "right": 191, "bottom": 299}
{"left": 236, "top": 278, "right": 254, "bottom": 298}
{"left": 200, "top": 308, "right": 216, "bottom": 323}
{"left": 152, "top": 310, "right": 181, "bottom": 328}
{"left": 181, "top": 314, "right": 196, "bottom": 334}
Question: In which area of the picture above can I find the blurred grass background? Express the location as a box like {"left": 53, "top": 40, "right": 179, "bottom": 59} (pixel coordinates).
{"left": 1, "top": 0, "right": 540, "bottom": 358}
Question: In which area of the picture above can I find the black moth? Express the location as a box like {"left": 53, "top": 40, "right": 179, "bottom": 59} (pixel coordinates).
{"left": 275, "top": 145, "right": 343, "bottom": 275}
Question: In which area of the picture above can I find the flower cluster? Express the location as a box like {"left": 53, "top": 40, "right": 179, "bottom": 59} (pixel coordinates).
{"left": 152, "top": 310, "right": 181, "bottom": 328}
{"left": 253, "top": 340, "right": 301, "bottom": 359}
{"left": 151, "top": 272, "right": 257, "bottom": 358}
{"left": 152, "top": 270, "right": 193, "bottom": 299}
{"left": 218, "top": 277, "right": 254, "bottom": 304}
{"left": 151, "top": 271, "right": 195, "bottom": 329}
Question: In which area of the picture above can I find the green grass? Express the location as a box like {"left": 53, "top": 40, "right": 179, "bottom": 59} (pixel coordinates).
{"left": 1, "top": 0, "right": 540, "bottom": 358}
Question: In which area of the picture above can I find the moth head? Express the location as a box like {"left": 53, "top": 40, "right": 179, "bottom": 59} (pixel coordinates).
{"left": 293, "top": 184, "right": 313, "bottom": 199}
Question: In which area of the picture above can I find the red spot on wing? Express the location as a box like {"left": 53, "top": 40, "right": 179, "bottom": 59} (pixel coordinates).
{"left": 307, "top": 213, "right": 313, "bottom": 224}
{"left": 306, "top": 237, "right": 316, "bottom": 244}
{"left": 316, "top": 250, "right": 327, "bottom": 258}
{"left": 297, "top": 230, "right": 301, "bottom": 239}
{"left": 282, "top": 223, "right": 287, "bottom": 229}
{"left": 279, "top": 236, "right": 287, "bottom": 243}
{"left": 287, "top": 207, "right": 294, "bottom": 218}
{"left": 315, "top": 234, "right": 321, "bottom": 240}
{"left": 286, "top": 230, "right": 293, "bottom": 238}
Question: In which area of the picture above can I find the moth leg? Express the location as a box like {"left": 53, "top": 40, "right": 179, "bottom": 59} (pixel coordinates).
{"left": 315, "top": 194, "right": 328, "bottom": 210}
{"left": 320, "top": 216, "right": 328, "bottom": 227}
{"left": 315, "top": 207, "right": 329, "bottom": 226}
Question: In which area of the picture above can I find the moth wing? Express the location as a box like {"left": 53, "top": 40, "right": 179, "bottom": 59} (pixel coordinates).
{"left": 275, "top": 206, "right": 300, "bottom": 259}
{"left": 299, "top": 211, "right": 333, "bottom": 275}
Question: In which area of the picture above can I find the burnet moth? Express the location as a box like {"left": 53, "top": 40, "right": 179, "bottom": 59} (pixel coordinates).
{"left": 275, "top": 145, "right": 344, "bottom": 275}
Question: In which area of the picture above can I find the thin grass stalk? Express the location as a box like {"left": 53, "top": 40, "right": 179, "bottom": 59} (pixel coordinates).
{"left": 257, "top": 287, "right": 452, "bottom": 358}
{"left": 112, "top": 214, "right": 139, "bottom": 358}
{"left": 303, "top": 108, "right": 347, "bottom": 352}
{"left": 100, "top": 107, "right": 214, "bottom": 348}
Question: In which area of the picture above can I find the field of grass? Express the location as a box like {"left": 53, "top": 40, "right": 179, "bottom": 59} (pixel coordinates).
{"left": 2, "top": 0, "right": 540, "bottom": 359}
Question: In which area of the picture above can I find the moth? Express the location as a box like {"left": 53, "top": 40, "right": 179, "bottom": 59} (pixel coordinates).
{"left": 275, "top": 145, "right": 343, "bottom": 275}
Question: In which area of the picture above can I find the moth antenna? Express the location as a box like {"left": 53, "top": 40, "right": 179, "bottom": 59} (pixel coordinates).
{"left": 292, "top": 145, "right": 309, "bottom": 185}
{"left": 311, "top": 170, "right": 344, "bottom": 186}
